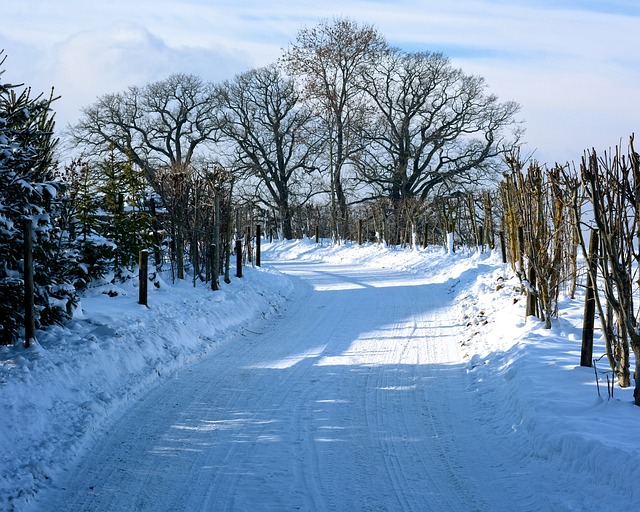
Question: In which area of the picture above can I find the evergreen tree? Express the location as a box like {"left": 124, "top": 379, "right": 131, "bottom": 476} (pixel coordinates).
{"left": 96, "top": 150, "right": 154, "bottom": 274}
{"left": 57, "top": 159, "right": 114, "bottom": 290}
{"left": 0, "top": 52, "right": 75, "bottom": 343}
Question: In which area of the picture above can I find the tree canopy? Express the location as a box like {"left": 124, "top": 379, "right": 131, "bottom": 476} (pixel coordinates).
{"left": 69, "top": 19, "right": 521, "bottom": 234}
{"left": 69, "top": 73, "right": 219, "bottom": 185}
{"left": 216, "top": 64, "right": 322, "bottom": 239}
{"left": 356, "top": 49, "right": 521, "bottom": 202}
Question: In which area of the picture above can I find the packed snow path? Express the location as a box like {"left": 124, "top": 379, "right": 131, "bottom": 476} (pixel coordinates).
{"left": 35, "top": 259, "right": 595, "bottom": 511}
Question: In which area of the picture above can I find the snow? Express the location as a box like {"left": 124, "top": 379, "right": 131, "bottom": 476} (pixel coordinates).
{"left": 1, "top": 265, "right": 292, "bottom": 511}
{"left": 1, "top": 238, "right": 639, "bottom": 511}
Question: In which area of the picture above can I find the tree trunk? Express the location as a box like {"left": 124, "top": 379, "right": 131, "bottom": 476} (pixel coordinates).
{"left": 176, "top": 227, "right": 185, "bottom": 280}
{"left": 616, "top": 319, "right": 631, "bottom": 388}
{"left": 282, "top": 205, "right": 293, "bottom": 240}
{"left": 483, "top": 192, "right": 495, "bottom": 250}
{"left": 334, "top": 168, "right": 348, "bottom": 240}
{"left": 211, "top": 191, "right": 221, "bottom": 290}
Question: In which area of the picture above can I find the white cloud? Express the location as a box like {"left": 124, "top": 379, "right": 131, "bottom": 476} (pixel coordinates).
{"left": 16, "top": 22, "right": 251, "bottom": 130}
{"left": 365, "top": 1, "right": 640, "bottom": 162}
{"left": 1, "top": 0, "right": 638, "bottom": 163}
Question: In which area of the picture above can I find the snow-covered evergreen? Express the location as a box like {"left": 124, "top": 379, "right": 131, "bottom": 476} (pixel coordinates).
{"left": 0, "top": 55, "right": 76, "bottom": 344}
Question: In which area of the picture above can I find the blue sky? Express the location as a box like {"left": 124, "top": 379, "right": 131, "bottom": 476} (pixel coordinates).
{"left": 1, "top": 0, "right": 638, "bottom": 164}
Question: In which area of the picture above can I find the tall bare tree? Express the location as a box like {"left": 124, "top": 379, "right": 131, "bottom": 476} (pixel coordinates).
{"left": 216, "top": 64, "right": 322, "bottom": 240}
{"left": 356, "top": 49, "right": 521, "bottom": 203}
{"left": 283, "top": 17, "right": 387, "bottom": 239}
{"left": 69, "top": 73, "right": 219, "bottom": 184}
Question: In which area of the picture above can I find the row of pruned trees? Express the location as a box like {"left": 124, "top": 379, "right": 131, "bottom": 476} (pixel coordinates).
{"left": 59, "top": 155, "right": 237, "bottom": 287}
{"left": 500, "top": 136, "right": 640, "bottom": 405}
{"left": 346, "top": 192, "right": 498, "bottom": 251}
{"left": 579, "top": 138, "right": 640, "bottom": 403}
{"left": 501, "top": 155, "right": 578, "bottom": 329}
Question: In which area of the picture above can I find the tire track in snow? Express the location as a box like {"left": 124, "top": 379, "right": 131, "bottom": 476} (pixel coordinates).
{"left": 362, "top": 279, "right": 482, "bottom": 512}
{"left": 368, "top": 296, "right": 421, "bottom": 512}
{"left": 202, "top": 276, "right": 321, "bottom": 511}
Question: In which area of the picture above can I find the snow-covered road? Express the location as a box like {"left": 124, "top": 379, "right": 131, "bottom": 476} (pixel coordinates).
{"left": 30, "top": 258, "right": 618, "bottom": 511}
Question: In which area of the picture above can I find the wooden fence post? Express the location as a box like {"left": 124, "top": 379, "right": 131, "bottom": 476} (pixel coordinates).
{"left": 138, "top": 250, "right": 149, "bottom": 306}
{"left": 581, "top": 229, "right": 599, "bottom": 367}
{"left": 235, "top": 239, "right": 243, "bottom": 278}
{"left": 23, "top": 219, "right": 35, "bottom": 348}
{"left": 213, "top": 192, "right": 221, "bottom": 289}
{"left": 256, "top": 225, "right": 261, "bottom": 267}
{"left": 315, "top": 225, "right": 319, "bottom": 244}
{"left": 499, "top": 231, "right": 507, "bottom": 264}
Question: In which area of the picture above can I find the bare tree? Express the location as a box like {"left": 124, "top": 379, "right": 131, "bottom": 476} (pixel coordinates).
{"left": 283, "top": 17, "right": 387, "bottom": 239}
{"left": 69, "top": 73, "right": 218, "bottom": 197}
{"left": 356, "top": 49, "right": 521, "bottom": 203}
{"left": 216, "top": 64, "right": 322, "bottom": 240}
{"left": 69, "top": 73, "right": 219, "bottom": 185}
{"left": 68, "top": 73, "right": 220, "bottom": 279}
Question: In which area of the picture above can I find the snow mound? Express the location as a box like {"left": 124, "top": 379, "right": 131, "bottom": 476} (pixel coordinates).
{"left": 0, "top": 265, "right": 291, "bottom": 511}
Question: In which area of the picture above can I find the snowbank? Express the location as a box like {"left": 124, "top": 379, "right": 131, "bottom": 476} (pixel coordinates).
{"left": 0, "top": 265, "right": 292, "bottom": 511}
{"left": 456, "top": 257, "right": 640, "bottom": 505}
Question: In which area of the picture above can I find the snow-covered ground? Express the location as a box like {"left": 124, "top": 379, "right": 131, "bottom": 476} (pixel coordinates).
{"left": 1, "top": 239, "right": 639, "bottom": 511}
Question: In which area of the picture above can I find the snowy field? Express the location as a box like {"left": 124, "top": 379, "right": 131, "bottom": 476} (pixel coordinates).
{"left": 1, "top": 239, "right": 639, "bottom": 511}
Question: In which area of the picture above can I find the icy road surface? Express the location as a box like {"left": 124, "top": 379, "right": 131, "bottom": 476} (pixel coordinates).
{"left": 35, "top": 260, "right": 584, "bottom": 511}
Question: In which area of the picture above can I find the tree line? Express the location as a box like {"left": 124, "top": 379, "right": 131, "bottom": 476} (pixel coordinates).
{"left": 68, "top": 18, "right": 520, "bottom": 242}
{"left": 1, "top": 13, "right": 518, "bottom": 345}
